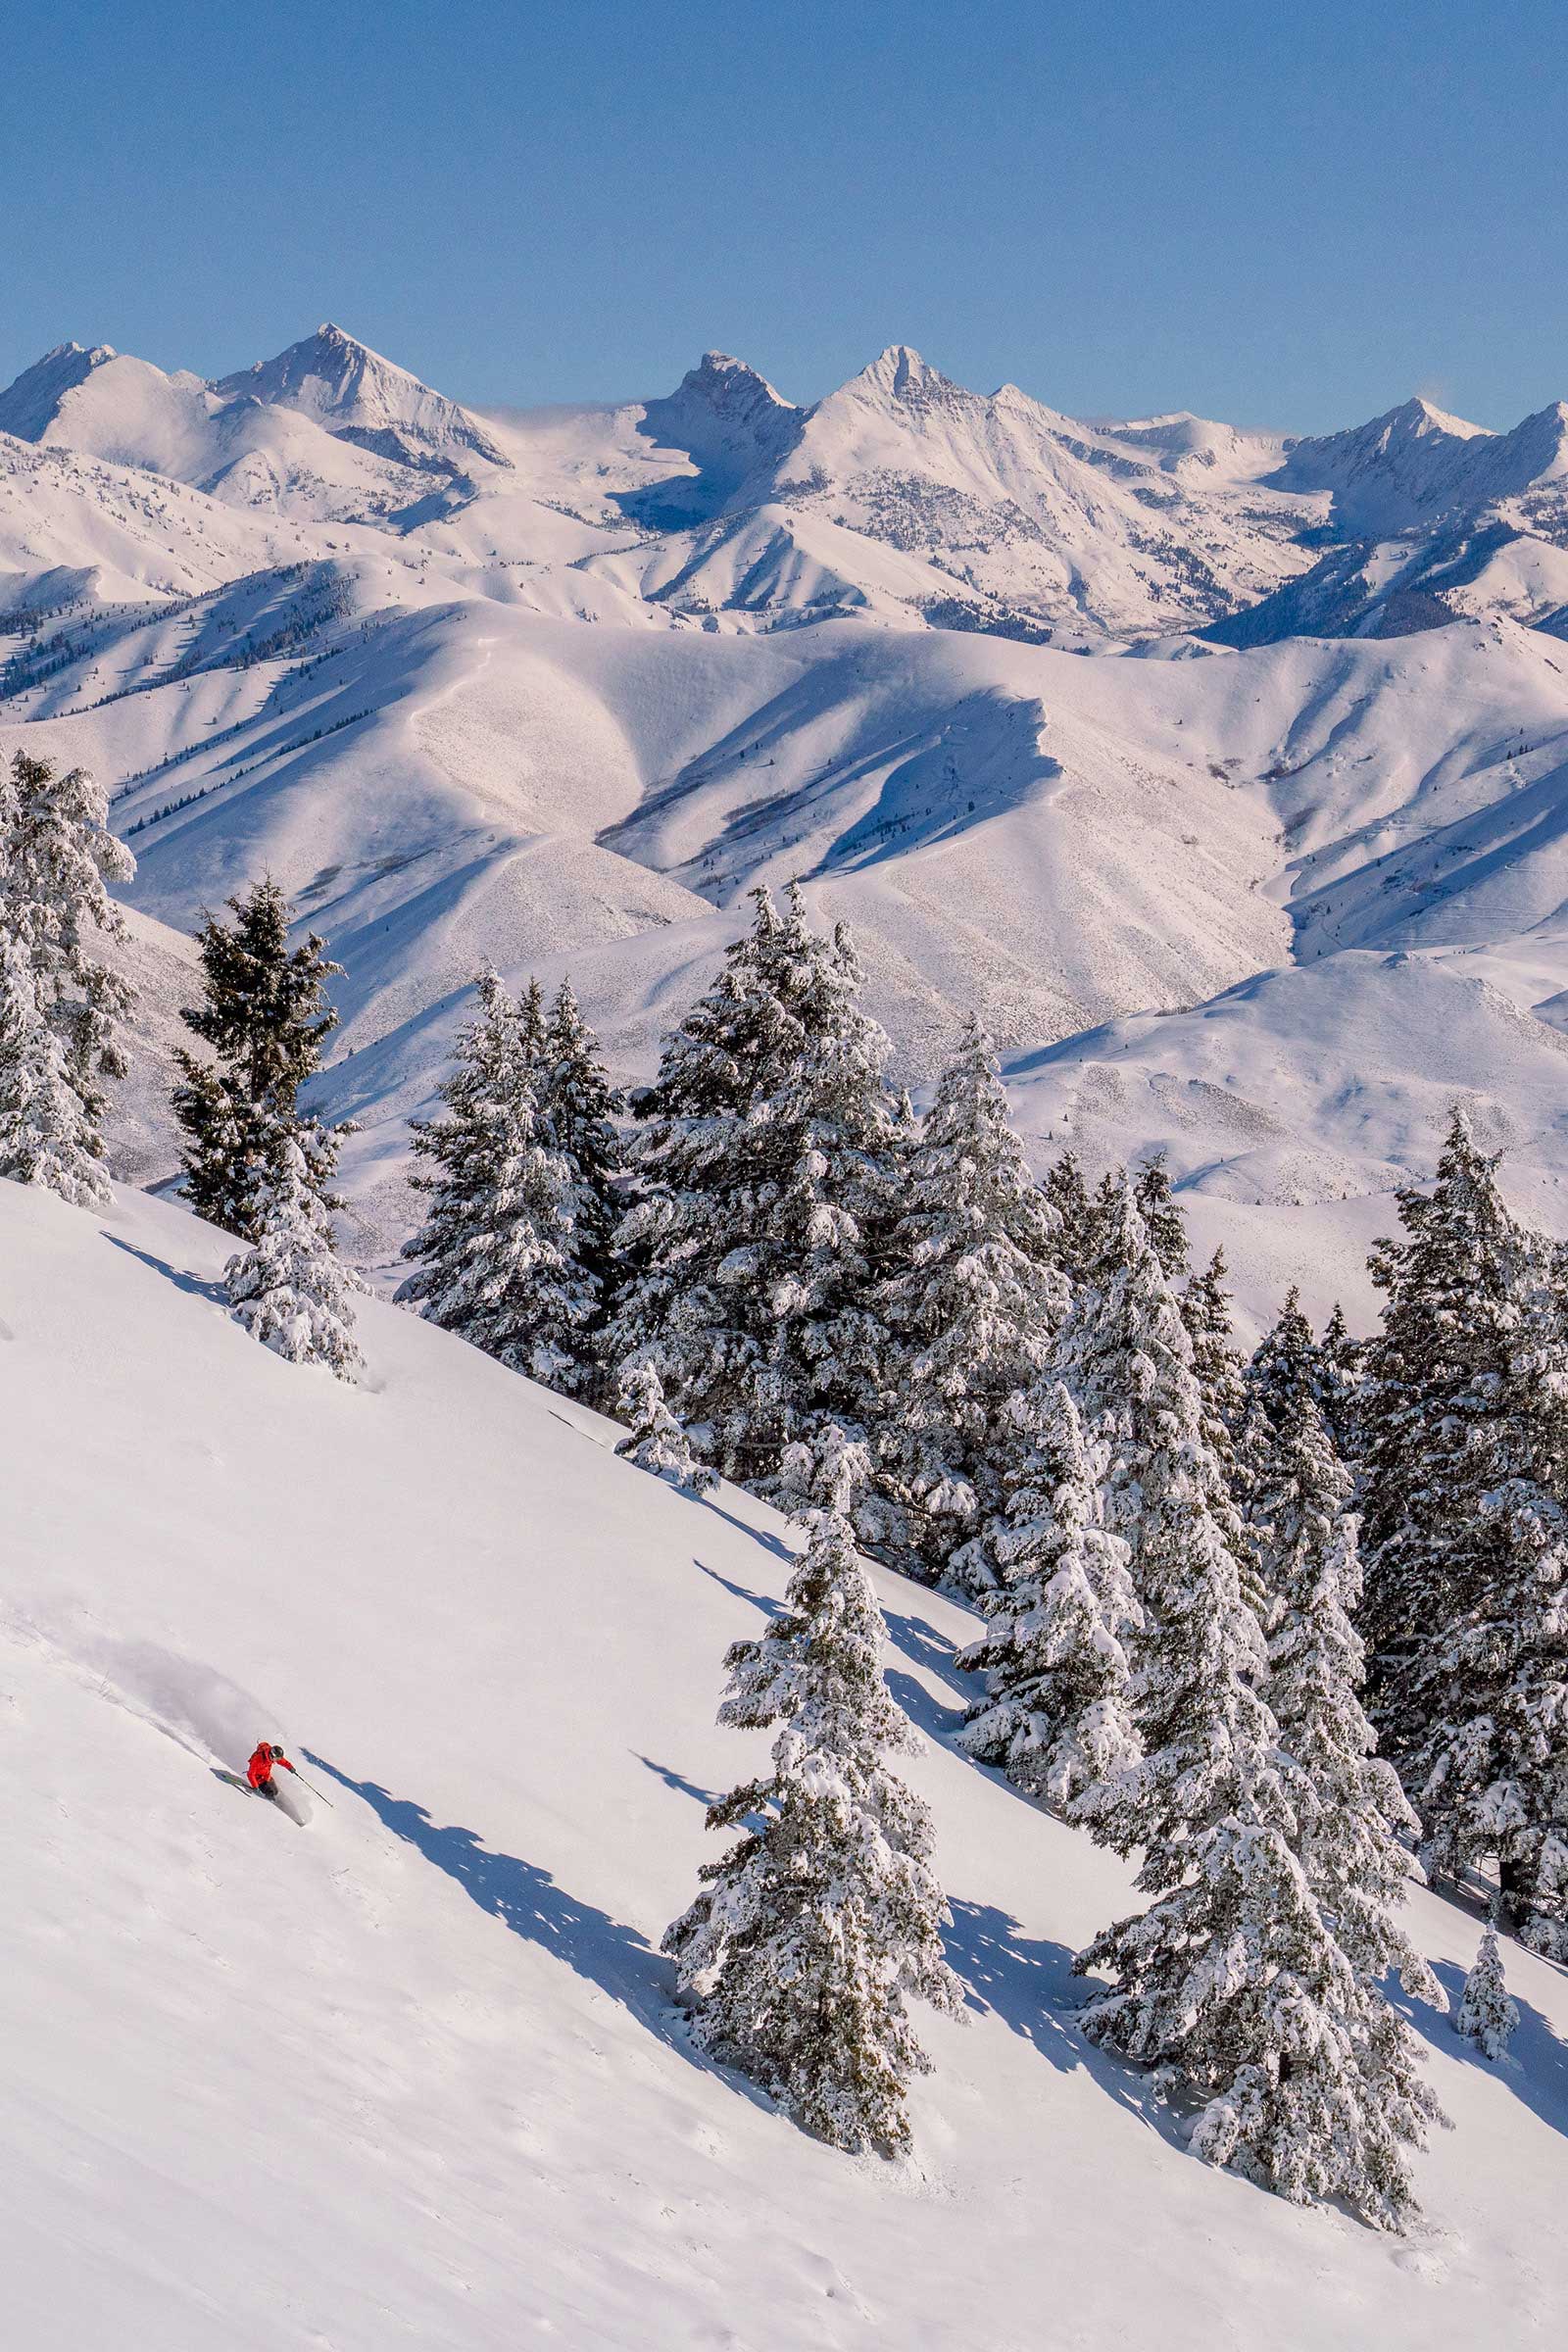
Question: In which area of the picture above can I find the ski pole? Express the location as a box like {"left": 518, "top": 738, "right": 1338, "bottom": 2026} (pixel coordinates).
{"left": 287, "top": 1768, "right": 334, "bottom": 1808}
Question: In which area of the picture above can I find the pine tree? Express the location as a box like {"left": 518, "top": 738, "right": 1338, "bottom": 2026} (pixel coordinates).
{"left": 1315, "top": 1301, "right": 1365, "bottom": 1463}
{"left": 763, "top": 898, "right": 901, "bottom": 1487}
{"left": 1184, "top": 1250, "right": 1247, "bottom": 1438}
{"left": 612, "top": 886, "right": 896, "bottom": 1497}
{"left": 1055, "top": 1178, "right": 1239, "bottom": 1592}
{"left": 956, "top": 1380, "right": 1140, "bottom": 1806}
{"left": 1134, "top": 1152, "right": 1189, "bottom": 1281}
{"left": 1455, "top": 1927, "right": 1518, "bottom": 2061}
{"left": 1242, "top": 1287, "right": 1323, "bottom": 1624}
{"left": 1246, "top": 1287, "right": 1319, "bottom": 1441}
{"left": 538, "top": 978, "right": 625, "bottom": 1397}
{"left": 172, "top": 879, "right": 343, "bottom": 1238}
{"left": 0, "top": 749, "right": 134, "bottom": 1105}
{"left": 0, "top": 933, "right": 113, "bottom": 1206}
{"left": 662, "top": 1490, "right": 963, "bottom": 2155}
{"left": 614, "top": 1360, "right": 715, "bottom": 1492}
{"left": 1360, "top": 1110, "right": 1568, "bottom": 1954}
{"left": 1043, "top": 1149, "right": 1101, "bottom": 1283}
{"left": 1071, "top": 1448, "right": 1443, "bottom": 2231}
{"left": 1255, "top": 1360, "right": 1441, "bottom": 2002}
{"left": 0, "top": 751, "right": 134, "bottom": 1198}
{"left": 874, "top": 1014, "right": 1065, "bottom": 1579}
{"left": 1067, "top": 1181, "right": 1443, "bottom": 2229}
{"left": 225, "top": 1131, "right": 364, "bottom": 1380}
{"left": 1184, "top": 1247, "right": 1262, "bottom": 1602}
{"left": 517, "top": 975, "right": 548, "bottom": 1068}
{"left": 397, "top": 971, "right": 592, "bottom": 1388}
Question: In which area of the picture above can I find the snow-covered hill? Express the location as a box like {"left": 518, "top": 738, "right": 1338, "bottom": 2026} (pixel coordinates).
{"left": 4, "top": 1176, "right": 1566, "bottom": 2351}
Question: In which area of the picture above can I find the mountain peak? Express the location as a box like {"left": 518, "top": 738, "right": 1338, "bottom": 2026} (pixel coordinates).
{"left": 857, "top": 343, "right": 952, "bottom": 402}
{"left": 1383, "top": 393, "right": 1490, "bottom": 441}
{"left": 639, "top": 351, "right": 801, "bottom": 499}
{"left": 674, "top": 350, "right": 794, "bottom": 415}
{"left": 214, "top": 325, "right": 508, "bottom": 470}
{"left": 0, "top": 340, "right": 121, "bottom": 442}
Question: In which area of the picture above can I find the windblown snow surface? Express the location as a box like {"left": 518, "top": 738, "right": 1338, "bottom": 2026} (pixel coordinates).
{"left": 3, "top": 1180, "right": 1566, "bottom": 2350}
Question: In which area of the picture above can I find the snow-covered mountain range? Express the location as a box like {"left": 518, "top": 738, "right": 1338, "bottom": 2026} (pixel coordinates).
{"left": 8, "top": 320, "right": 1568, "bottom": 1300}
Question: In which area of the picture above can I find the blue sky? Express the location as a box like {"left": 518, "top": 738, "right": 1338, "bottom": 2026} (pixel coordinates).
{"left": 5, "top": 2, "right": 1565, "bottom": 432}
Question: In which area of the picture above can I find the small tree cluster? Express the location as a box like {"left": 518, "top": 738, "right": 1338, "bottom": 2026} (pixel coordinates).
{"left": 397, "top": 968, "right": 622, "bottom": 1399}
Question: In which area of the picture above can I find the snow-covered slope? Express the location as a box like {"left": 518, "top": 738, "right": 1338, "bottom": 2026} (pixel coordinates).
{"left": 1214, "top": 398, "right": 1568, "bottom": 645}
{"left": 4, "top": 1176, "right": 1566, "bottom": 2352}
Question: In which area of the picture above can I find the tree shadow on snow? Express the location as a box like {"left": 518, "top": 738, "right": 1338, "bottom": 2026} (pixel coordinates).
{"left": 691, "top": 1493, "right": 797, "bottom": 1563}
{"left": 882, "top": 1604, "right": 978, "bottom": 1706}
{"left": 886, "top": 1667, "right": 968, "bottom": 1742}
{"left": 692, "top": 1559, "right": 787, "bottom": 1619}
{"left": 634, "top": 1751, "right": 723, "bottom": 1808}
{"left": 1401, "top": 1957, "right": 1568, "bottom": 2142}
{"left": 102, "top": 1233, "right": 227, "bottom": 1305}
{"left": 945, "top": 1894, "right": 1185, "bottom": 2147}
{"left": 302, "top": 1752, "right": 762, "bottom": 2099}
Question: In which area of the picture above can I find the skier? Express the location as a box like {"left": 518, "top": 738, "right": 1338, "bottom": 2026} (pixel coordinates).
{"left": 246, "top": 1739, "right": 299, "bottom": 1804}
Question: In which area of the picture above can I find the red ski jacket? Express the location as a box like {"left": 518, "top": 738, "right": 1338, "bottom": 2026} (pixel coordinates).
{"left": 247, "top": 1743, "right": 294, "bottom": 1789}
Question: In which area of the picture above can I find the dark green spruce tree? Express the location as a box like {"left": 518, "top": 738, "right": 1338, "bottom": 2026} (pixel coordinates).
{"left": 1360, "top": 1111, "right": 1568, "bottom": 1955}
{"left": 538, "top": 977, "right": 626, "bottom": 1401}
{"left": 172, "top": 879, "right": 345, "bottom": 1239}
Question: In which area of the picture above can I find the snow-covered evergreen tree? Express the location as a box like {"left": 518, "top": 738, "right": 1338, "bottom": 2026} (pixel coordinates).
{"left": 1065, "top": 1180, "right": 1443, "bottom": 2228}
{"left": 612, "top": 886, "right": 897, "bottom": 1498}
{"left": 1360, "top": 1110, "right": 1568, "bottom": 1955}
{"left": 614, "top": 1360, "right": 715, "bottom": 1492}
{"left": 1315, "top": 1300, "right": 1365, "bottom": 1463}
{"left": 1184, "top": 1247, "right": 1262, "bottom": 1602}
{"left": 1246, "top": 1287, "right": 1317, "bottom": 1437}
{"left": 398, "top": 971, "right": 592, "bottom": 1388}
{"left": 956, "top": 1380, "right": 1140, "bottom": 1807}
{"left": 517, "top": 975, "right": 548, "bottom": 1069}
{"left": 663, "top": 1488, "right": 963, "bottom": 2154}
{"left": 1055, "top": 1178, "right": 1240, "bottom": 1592}
{"left": 0, "top": 749, "right": 134, "bottom": 1103}
{"left": 1134, "top": 1152, "right": 1189, "bottom": 1281}
{"left": 874, "top": 1014, "right": 1065, "bottom": 1578}
{"left": 1043, "top": 1149, "right": 1100, "bottom": 1282}
{"left": 1455, "top": 1926, "right": 1518, "bottom": 2061}
{"left": 172, "top": 879, "right": 343, "bottom": 1239}
{"left": 1255, "top": 1355, "right": 1441, "bottom": 2002}
{"left": 1184, "top": 1249, "right": 1247, "bottom": 1439}
{"left": 0, "top": 751, "right": 134, "bottom": 1200}
{"left": 538, "top": 977, "right": 625, "bottom": 1398}
{"left": 0, "top": 932, "right": 113, "bottom": 1206}
{"left": 1241, "top": 1287, "right": 1324, "bottom": 1625}
{"left": 225, "top": 1131, "right": 364, "bottom": 1380}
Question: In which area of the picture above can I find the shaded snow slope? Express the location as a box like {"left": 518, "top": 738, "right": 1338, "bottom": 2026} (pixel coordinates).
{"left": 3, "top": 1178, "right": 1567, "bottom": 2351}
